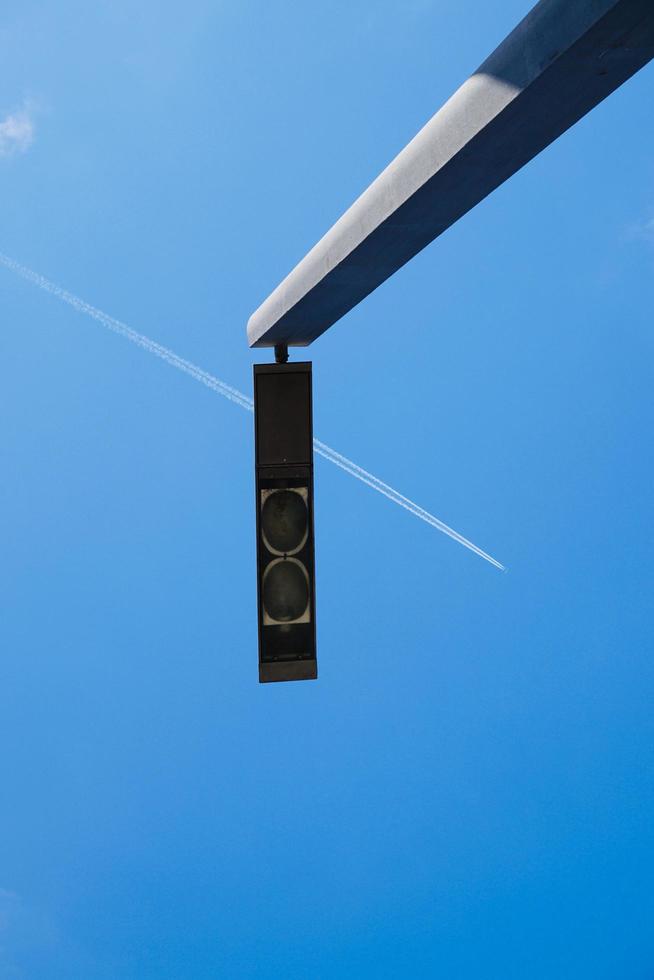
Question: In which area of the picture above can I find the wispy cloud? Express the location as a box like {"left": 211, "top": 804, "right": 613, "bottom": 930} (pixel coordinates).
{"left": 0, "top": 104, "right": 35, "bottom": 158}
{"left": 635, "top": 217, "right": 654, "bottom": 242}
{"left": 0, "top": 888, "right": 20, "bottom": 935}
{"left": 0, "top": 888, "right": 59, "bottom": 976}
{"left": 624, "top": 214, "right": 654, "bottom": 245}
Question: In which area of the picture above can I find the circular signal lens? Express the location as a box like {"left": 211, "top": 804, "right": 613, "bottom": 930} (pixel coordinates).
{"left": 261, "top": 489, "right": 307, "bottom": 555}
{"left": 262, "top": 559, "right": 309, "bottom": 623}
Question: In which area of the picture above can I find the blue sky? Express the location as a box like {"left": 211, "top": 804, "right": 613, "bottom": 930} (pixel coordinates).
{"left": 1, "top": 1, "right": 653, "bottom": 977}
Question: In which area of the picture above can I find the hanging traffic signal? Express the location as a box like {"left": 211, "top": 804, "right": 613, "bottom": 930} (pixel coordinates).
{"left": 254, "top": 361, "right": 317, "bottom": 682}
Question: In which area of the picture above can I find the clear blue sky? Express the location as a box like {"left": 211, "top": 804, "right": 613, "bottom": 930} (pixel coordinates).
{"left": 1, "top": 1, "right": 653, "bottom": 977}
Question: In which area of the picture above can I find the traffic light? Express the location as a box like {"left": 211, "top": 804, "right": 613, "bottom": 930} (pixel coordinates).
{"left": 254, "top": 361, "right": 317, "bottom": 682}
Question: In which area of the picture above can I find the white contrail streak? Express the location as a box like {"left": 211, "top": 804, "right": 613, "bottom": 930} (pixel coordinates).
{"left": 312, "top": 440, "right": 504, "bottom": 570}
{"left": 0, "top": 252, "right": 252, "bottom": 412}
{"left": 0, "top": 251, "right": 505, "bottom": 571}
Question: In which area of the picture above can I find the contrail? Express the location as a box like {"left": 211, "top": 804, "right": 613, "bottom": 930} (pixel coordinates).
{"left": 0, "top": 251, "right": 505, "bottom": 571}
{"left": 312, "top": 440, "right": 504, "bottom": 570}
{"left": 0, "top": 252, "right": 252, "bottom": 412}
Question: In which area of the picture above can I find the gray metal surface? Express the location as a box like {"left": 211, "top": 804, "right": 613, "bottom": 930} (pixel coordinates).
{"left": 247, "top": 0, "right": 654, "bottom": 348}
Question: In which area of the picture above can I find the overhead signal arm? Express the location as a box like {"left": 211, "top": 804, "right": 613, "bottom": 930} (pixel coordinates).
{"left": 247, "top": 0, "right": 654, "bottom": 349}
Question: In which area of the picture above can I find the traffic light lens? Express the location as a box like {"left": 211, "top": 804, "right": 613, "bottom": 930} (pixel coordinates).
{"left": 261, "top": 489, "right": 307, "bottom": 555}
{"left": 263, "top": 559, "right": 309, "bottom": 622}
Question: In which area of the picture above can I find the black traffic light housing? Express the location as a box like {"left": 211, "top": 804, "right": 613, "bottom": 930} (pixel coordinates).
{"left": 254, "top": 361, "right": 317, "bottom": 682}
